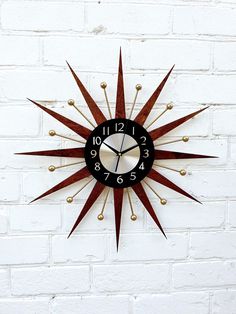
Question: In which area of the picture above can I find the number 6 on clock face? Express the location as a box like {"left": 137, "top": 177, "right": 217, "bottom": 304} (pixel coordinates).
{"left": 84, "top": 118, "right": 155, "bottom": 188}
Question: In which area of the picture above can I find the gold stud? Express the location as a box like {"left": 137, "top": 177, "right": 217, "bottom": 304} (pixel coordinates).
{"left": 180, "top": 169, "right": 187, "bottom": 176}
{"left": 66, "top": 196, "right": 73, "bottom": 203}
{"left": 182, "top": 136, "right": 189, "bottom": 142}
{"left": 131, "top": 214, "right": 137, "bottom": 221}
{"left": 160, "top": 199, "right": 167, "bottom": 205}
{"left": 136, "top": 84, "right": 142, "bottom": 91}
{"left": 100, "top": 82, "right": 107, "bottom": 89}
{"left": 48, "top": 165, "right": 55, "bottom": 172}
{"left": 167, "top": 102, "right": 173, "bottom": 110}
{"left": 97, "top": 214, "right": 104, "bottom": 221}
{"left": 67, "top": 99, "right": 75, "bottom": 106}
{"left": 49, "top": 130, "right": 56, "bottom": 136}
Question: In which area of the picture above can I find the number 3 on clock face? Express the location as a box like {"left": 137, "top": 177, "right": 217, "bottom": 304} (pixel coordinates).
{"left": 85, "top": 118, "right": 155, "bottom": 188}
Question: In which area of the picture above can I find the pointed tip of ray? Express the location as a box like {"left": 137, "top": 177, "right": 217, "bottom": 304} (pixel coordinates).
{"left": 29, "top": 198, "right": 37, "bottom": 205}
{"left": 67, "top": 231, "right": 73, "bottom": 239}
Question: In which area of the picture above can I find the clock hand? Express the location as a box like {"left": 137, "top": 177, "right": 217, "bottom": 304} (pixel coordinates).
{"left": 120, "top": 144, "right": 139, "bottom": 155}
{"left": 103, "top": 142, "right": 120, "bottom": 155}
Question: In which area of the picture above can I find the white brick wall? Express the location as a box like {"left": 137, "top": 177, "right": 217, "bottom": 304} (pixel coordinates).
{"left": 0, "top": 0, "right": 236, "bottom": 313}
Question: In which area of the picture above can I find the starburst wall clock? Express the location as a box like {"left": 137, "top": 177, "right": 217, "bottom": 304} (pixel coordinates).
{"left": 17, "top": 49, "right": 214, "bottom": 249}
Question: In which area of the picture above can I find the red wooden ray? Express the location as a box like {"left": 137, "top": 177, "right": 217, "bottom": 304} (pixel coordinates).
{"left": 149, "top": 107, "right": 209, "bottom": 141}
{"left": 155, "top": 149, "right": 215, "bottom": 160}
{"left": 68, "top": 181, "right": 105, "bottom": 238}
{"left": 115, "top": 49, "right": 126, "bottom": 119}
{"left": 132, "top": 182, "right": 166, "bottom": 238}
{"left": 113, "top": 188, "right": 124, "bottom": 250}
{"left": 16, "top": 147, "right": 84, "bottom": 158}
{"left": 134, "top": 65, "right": 174, "bottom": 126}
{"left": 30, "top": 166, "right": 90, "bottom": 203}
{"left": 66, "top": 62, "right": 107, "bottom": 125}
{"left": 147, "top": 168, "right": 201, "bottom": 203}
{"left": 28, "top": 99, "right": 91, "bottom": 139}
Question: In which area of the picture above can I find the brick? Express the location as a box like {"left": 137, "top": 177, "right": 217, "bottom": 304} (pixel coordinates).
{"left": 130, "top": 40, "right": 211, "bottom": 70}
{"left": 1, "top": 71, "right": 83, "bottom": 101}
{"left": 23, "top": 170, "right": 89, "bottom": 202}
{"left": 228, "top": 201, "right": 236, "bottom": 228}
{"left": 0, "top": 298, "right": 49, "bottom": 314}
{"left": 87, "top": 3, "right": 171, "bottom": 35}
{"left": 110, "top": 233, "right": 188, "bottom": 261}
{"left": 0, "top": 208, "right": 8, "bottom": 233}
{"left": 147, "top": 201, "right": 225, "bottom": 230}
{"left": 0, "top": 270, "right": 10, "bottom": 297}
{"left": 0, "top": 107, "right": 40, "bottom": 137}
{"left": 11, "top": 266, "right": 90, "bottom": 295}
{"left": 214, "top": 42, "right": 236, "bottom": 71}
{"left": 52, "top": 296, "right": 129, "bottom": 314}
{"left": 190, "top": 232, "right": 236, "bottom": 259}
{"left": 173, "top": 261, "right": 236, "bottom": 288}
{"left": 173, "top": 6, "right": 236, "bottom": 36}
{"left": 10, "top": 205, "right": 61, "bottom": 232}
{"left": 52, "top": 235, "right": 106, "bottom": 263}
{"left": 0, "top": 174, "right": 20, "bottom": 202}
{"left": 134, "top": 292, "right": 209, "bottom": 314}
{"left": 213, "top": 108, "right": 236, "bottom": 135}
{"left": 230, "top": 140, "right": 236, "bottom": 164}
{"left": 93, "top": 264, "right": 170, "bottom": 292}
{"left": 0, "top": 236, "right": 48, "bottom": 265}
{"left": 0, "top": 36, "right": 39, "bottom": 65}
{"left": 212, "top": 290, "right": 236, "bottom": 314}
{"left": 174, "top": 75, "right": 236, "bottom": 104}
{"left": 183, "top": 170, "right": 236, "bottom": 199}
{"left": 44, "top": 37, "right": 128, "bottom": 69}
{"left": 2, "top": 1, "right": 84, "bottom": 31}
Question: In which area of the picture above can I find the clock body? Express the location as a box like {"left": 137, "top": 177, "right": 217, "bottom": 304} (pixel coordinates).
{"left": 84, "top": 118, "right": 155, "bottom": 188}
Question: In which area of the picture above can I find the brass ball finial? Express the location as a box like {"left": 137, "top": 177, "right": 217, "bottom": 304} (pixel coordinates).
{"left": 131, "top": 214, "right": 137, "bottom": 221}
{"left": 66, "top": 196, "right": 73, "bottom": 203}
{"left": 100, "top": 82, "right": 107, "bottom": 89}
{"left": 97, "top": 214, "right": 104, "bottom": 221}
{"left": 49, "top": 130, "right": 56, "bottom": 136}
{"left": 182, "top": 136, "right": 189, "bottom": 142}
{"left": 136, "top": 84, "right": 142, "bottom": 91}
{"left": 180, "top": 169, "right": 187, "bottom": 176}
{"left": 67, "top": 99, "right": 75, "bottom": 106}
{"left": 167, "top": 102, "right": 173, "bottom": 110}
{"left": 48, "top": 165, "right": 55, "bottom": 172}
{"left": 160, "top": 199, "right": 167, "bottom": 205}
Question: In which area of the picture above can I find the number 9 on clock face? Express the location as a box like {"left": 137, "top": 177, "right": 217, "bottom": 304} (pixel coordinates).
{"left": 84, "top": 119, "right": 155, "bottom": 188}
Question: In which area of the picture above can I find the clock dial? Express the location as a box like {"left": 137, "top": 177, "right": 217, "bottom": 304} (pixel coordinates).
{"left": 17, "top": 49, "right": 215, "bottom": 250}
{"left": 84, "top": 119, "right": 154, "bottom": 188}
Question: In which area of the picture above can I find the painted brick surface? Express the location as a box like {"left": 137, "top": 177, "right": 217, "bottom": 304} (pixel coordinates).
{"left": 0, "top": 0, "right": 235, "bottom": 313}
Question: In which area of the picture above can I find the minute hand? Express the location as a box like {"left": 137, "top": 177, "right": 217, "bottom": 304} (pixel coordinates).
{"left": 121, "top": 144, "right": 139, "bottom": 155}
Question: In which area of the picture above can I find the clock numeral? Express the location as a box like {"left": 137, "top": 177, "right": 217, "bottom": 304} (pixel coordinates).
{"left": 104, "top": 172, "right": 110, "bottom": 180}
{"left": 90, "top": 149, "right": 97, "bottom": 158}
{"left": 143, "top": 149, "right": 149, "bottom": 158}
{"left": 140, "top": 136, "right": 146, "bottom": 145}
{"left": 130, "top": 171, "right": 136, "bottom": 180}
{"left": 102, "top": 126, "right": 110, "bottom": 136}
{"left": 115, "top": 122, "right": 124, "bottom": 132}
{"left": 94, "top": 162, "right": 101, "bottom": 171}
{"left": 93, "top": 136, "right": 102, "bottom": 145}
{"left": 139, "top": 162, "right": 145, "bottom": 170}
{"left": 132, "top": 126, "right": 135, "bottom": 136}
{"left": 117, "top": 175, "right": 123, "bottom": 184}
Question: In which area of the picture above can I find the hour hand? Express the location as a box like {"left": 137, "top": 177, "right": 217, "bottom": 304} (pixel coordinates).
{"left": 103, "top": 142, "right": 120, "bottom": 155}
{"left": 120, "top": 144, "right": 139, "bottom": 155}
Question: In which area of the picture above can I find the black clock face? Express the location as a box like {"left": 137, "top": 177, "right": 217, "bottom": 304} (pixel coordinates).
{"left": 84, "top": 118, "right": 155, "bottom": 188}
